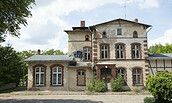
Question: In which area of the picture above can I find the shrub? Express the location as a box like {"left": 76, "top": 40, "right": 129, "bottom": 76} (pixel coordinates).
{"left": 86, "top": 76, "right": 96, "bottom": 92}
{"left": 144, "top": 97, "right": 155, "bottom": 103}
{"left": 145, "top": 71, "right": 172, "bottom": 102}
{"left": 110, "top": 74, "right": 124, "bottom": 92}
{"left": 94, "top": 80, "right": 107, "bottom": 92}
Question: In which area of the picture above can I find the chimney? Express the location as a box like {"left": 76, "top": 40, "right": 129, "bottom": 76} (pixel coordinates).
{"left": 37, "top": 49, "right": 40, "bottom": 55}
{"left": 134, "top": 18, "right": 138, "bottom": 22}
{"left": 80, "top": 21, "right": 85, "bottom": 27}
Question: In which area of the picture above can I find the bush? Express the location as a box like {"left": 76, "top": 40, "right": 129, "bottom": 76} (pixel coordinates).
{"left": 86, "top": 76, "right": 96, "bottom": 92}
{"left": 87, "top": 75, "right": 107, "bottom": 92}
{"left": 144, "top": 97, "right": 155, "bottom": 103}
{"left": 145, "top": 71, "right": 172, "bottom": 102}
{"left": 110, "top": 74, "right": 124, "bottom": 92}
{"left": 94, "top": 80, "right": 107, "bottom": 92}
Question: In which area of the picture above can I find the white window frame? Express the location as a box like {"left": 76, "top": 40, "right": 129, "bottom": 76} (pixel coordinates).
{"left": 84, "top": 48, "right": 91, "bottom": 60}
{"left": 101, "top": 45, "right": 108, "bottom": 59}
{"left": 133, "top": 69, "right": 141, "bottom": 85}
{"left": 117, "top": 45, "right": 124, "bottom": 59}
{"left": 35, "top": 67, "right": 44, "bottom": 86}
{"left": 132, "top": 45, "right": 139, "bottom": 58}
{"left": 117, "top": 28, "right": 122, "bottom": 35}
{"left": 52, "top": 67, "right": 62, "bottom": 85}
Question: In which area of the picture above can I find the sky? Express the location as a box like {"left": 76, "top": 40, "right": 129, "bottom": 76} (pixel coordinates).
{"left": 2, "top": 0, "right": 172, "bottom": 53}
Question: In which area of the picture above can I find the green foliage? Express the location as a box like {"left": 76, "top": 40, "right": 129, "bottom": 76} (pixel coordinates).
{"left": 149, "top": 43, "right": 172, "bottom": 53}
{"left": 110, "top": 74, "right": 124, "bottom": 92}
{"left": 0, "top": 0, "right": 35, "bottom": 42}
{"left": 86, "top": 76, "right": 96, "bottom": 92}
{"left": 86, "top": 76, "right": 107, "bottom": 92}
{"left": 41, "top": 49, "right": 65, "bottom": 55}
{"left": 145, "top": 71, "right": 172, "bottom": 101}
{"left": 0, "top": 46, "right": 23, "bottom": 86}
{"left": 94, "top": 80, "right": 107, "bottom": 92}
{"left": 144, "top": 97, "right": 155, "bottom": 103}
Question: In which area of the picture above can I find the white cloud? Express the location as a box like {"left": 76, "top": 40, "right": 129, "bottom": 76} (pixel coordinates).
{"left": 139, "top": 0, "right": 159, "bottom": 8}
{"left": 149, "top": 28, "right": 172, "bottom": 47}
{"left": 2, "top": 0, "right": 160, "bottom": 52}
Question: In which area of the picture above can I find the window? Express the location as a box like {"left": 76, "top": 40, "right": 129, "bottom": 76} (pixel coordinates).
{"left": 102, "top": 31, "right": 107, "bottom": 38}
{"left": 77, "top": 70, "right": 86, "bottom": 86}
{"left": 52, "top": 67, "right": 62, "bottom": 85}
{"left": 85, "top": 35, "right": 89, "bottom": 41}
{"left": 133, "top": 31, "right": 138, "bottom": 38}
{"left": 35, "top": 67, "right": 45, "bottom": 85}
{"left": 84, "top": 47, "right": 91, "bottom": 60}
{"left": 116, "top": 45, "right": 124, "bottom": 59}
{"left": 117, "top": 69, "right": 125, "bottom": 79}
{"left": 101, "top": 45, "right": 108, "bottom": 59}
{"left": 117, "top": 28, "right": 122, "bottom": 35}
{"left": 132, "top": 45, "right": 140, "bottom": 58}
{"left": 133, "top": 69, "right": 142, "bottom": 85}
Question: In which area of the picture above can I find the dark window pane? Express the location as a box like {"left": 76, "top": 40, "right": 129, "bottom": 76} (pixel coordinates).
{"left": 102, "top": 51, "right": 104, "bottom": 58}
{"left": 36, "top": 68, "right": 39, "bottom": 72}
{"left": 53, "top": 74, "right": 57, "bottom": 84}
{"left": 40, "top": 74, "right": 44, "bottom": 84}
{"left": 105, "top": 51, "right": 108, "bottom": 58}
{"left": 58, "top": 74, "right": 62, "bottom": 84}
{"left": 78, "top": 71, "right": 81, "bottom": 75}
{"left": 82, "top": 71, "right": 84, "bottom": 75}
{"left": 36, "top": 74, "right": 39, "bottom": 84}
{"left": 117, "top": 51, "right": 119, "bottom": 58}
{"left": 117, "top": 28, "right": 122, "bottom": 35}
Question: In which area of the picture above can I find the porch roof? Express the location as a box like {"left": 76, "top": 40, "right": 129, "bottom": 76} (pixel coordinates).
{"left": 148, "top": 53, "right": 172, "bottom": 60}
{"left": 24, "top": 55, "right": 74, "bottom": 62}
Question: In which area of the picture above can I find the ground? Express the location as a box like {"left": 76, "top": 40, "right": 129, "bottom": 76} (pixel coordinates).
{"left": 0, "top": 89, "right": 152, "bottom": 103}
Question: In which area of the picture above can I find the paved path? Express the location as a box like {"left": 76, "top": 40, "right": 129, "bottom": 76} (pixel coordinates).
{"left": 0, "top": 91, "right": 152, "bottom": 103}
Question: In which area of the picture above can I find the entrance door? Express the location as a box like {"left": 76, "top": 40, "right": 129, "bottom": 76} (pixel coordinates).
{"left": 101, "top": 68, "right": 112, "bottom": 83}
{"left": 77, "top": 70, "right": 86, "bottom": 86}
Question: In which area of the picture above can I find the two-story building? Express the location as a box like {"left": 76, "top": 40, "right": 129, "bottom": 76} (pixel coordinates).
{"left": 25, "top": 18, "right": 172, "bottom": 91}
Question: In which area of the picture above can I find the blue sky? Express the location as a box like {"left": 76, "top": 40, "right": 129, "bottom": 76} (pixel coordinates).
{"left": 3, "top": 0, "right": 172, "bottom": 53}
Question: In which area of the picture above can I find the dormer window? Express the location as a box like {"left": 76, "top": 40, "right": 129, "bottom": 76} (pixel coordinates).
{"left": 117, "top": 28, "right": 122, "bottom": 35}
{"left": 102, "top": 31, "right": 107, "bottom": 38}
{"left": 133, "top": 31, "right": 138, "bottom": 38}
{"left": 85, "top": 35, "right": 89, "bottom": 41}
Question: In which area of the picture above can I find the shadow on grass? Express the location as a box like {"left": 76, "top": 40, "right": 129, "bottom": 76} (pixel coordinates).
{"left": 0, "top": 99, "right": 104, "bottom": 103}
{"left": 0, "top": 87, "right": 26, "bottom": 94}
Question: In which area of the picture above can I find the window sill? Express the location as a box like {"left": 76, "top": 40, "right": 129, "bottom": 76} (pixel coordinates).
{"left": 51, "top": 85, "right": 63, "bottom": 87}
{"left": 33, "top": 85, "right": 45, "bottom": 87}
{"left": 77, "top": 85, "right": 86, "bottom": 86}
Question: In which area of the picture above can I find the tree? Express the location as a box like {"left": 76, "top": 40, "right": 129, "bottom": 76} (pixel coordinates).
{"left": 0, "top": 46, "right": 23, "bottom": 86}
{"left": 0, "top": 0, "right": 35, "bottom": 42}
{"left": 149, "top": 43, "right": 172, "bottom": 53}
{"left": 145, "top": 71, "right": 172, "bottom": 102}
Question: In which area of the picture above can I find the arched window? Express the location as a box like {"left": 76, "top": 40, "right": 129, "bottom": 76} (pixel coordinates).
{"left": 85, "top": 35, "right": 89, "bottom": 41}
{"left": 132, "top": 68, "right": 142, "bottom": 85}
{"left": 102, "top": 31, "right": 107, "bottom": 38}
{"left": 52, "top": 67, "right": 62, "bottom": 85}
{"left": 133, "top": 31, "right": 138, "bottom": 38}
{"left": 35, "top": 67, "right": 45, "bottom": 85}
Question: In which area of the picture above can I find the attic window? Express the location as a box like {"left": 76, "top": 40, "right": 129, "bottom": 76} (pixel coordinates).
{"left": 85, "top": 35, "right": 89, "bottom": 41}
{"left": 102, "top": 31, "right": 107, "bottom": 38}
{"left": 117, "top": 28, "right": 122, "bottom": 35}
{"left": 133, "top": 31, "right": 138, "bottom": 38}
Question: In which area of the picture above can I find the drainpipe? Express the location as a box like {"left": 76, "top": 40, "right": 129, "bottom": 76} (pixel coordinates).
{"left": 23, "top": 61, "right": 25, "bottom": 88}
{"left": 88, "top": 26, "right": 94, "bottom": 70}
